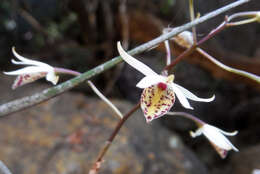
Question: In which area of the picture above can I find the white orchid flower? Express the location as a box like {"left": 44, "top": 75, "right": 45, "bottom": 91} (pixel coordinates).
{"left": 190, "top": 124, "right": 238, "bottom": 158}
{"left": 173, "top": 31, "right": 194, "bottom": 48}
{"left": 4, "top": 47, "right": 59, "bottom": 89}
{"left": 117, "top": 42, "right": 215, "bottom": 122}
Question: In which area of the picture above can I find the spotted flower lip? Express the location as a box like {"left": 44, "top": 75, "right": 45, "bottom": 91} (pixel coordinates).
{"left": 190, "top": 124, "right": 238, "bottom": 158}
{"left": 4, "top": 47, "right": 59, "bottom": 88}
{"left": 117, "top": 41, "right": 215, "bottom": 115}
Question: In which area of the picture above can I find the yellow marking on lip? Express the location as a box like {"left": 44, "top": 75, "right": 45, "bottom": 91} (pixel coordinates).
{"left": 140, "top": 83, "right": 175, "bottom": 122}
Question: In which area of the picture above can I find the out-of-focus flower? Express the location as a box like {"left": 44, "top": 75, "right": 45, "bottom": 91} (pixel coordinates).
{"left": 173, "top": 31, "right": 194, "bottom": 48}
{"left": 173, "top": 31, "right": 260, "bottom": 84}
{"left": 4, "top": 47, "right": 59, "bottom": 89}
{"left": 190, "top": 124, "right": 238, "bottom": 158}
{"left": 117, "top": 42, "right": 214, "bottom": 122}
{"left": 255, "top": 11, "right": 260, "bottom": 22}
{"left": 252, "top": 169, "right": 260, "bottom": 174}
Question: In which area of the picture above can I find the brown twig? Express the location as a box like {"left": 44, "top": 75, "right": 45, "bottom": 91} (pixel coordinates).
{"left": 89, "top": 102, "right": 140, "bottom": 173}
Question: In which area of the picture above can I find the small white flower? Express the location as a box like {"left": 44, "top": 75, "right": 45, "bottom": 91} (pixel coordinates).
{"left": 256, "top": 12, "right": 260, "bottom": 22}
{"left": 117, "top": 42, "right": 215, "bottom": 122}
{"left": 252, "top": 169, "right": 260, "bottom": 174}
{"left": 4, "top": 47, "right": 59, "bottom": 89}
{"left": 172, "top": 31, "right": 194, "bottom": 48}
{"left": 190, "top": 124, "right": 238, "bottom": 158}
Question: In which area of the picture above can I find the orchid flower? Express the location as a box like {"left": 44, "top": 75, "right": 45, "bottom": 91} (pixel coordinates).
{"left": 166, "top": 112, "right": 238, "bottom": 158}
{"left": 190, "top": 124, "right": 238, "bottom": 158}
{"left": 117, "top": 42, "right": 215, "bottom": 122}
{"left": 4, "top": 47, "right": 59, "bottom": 89}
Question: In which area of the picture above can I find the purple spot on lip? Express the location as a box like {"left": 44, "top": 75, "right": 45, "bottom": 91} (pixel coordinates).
{"left": 158, "top": 82, "right": 167, "bottom": 90}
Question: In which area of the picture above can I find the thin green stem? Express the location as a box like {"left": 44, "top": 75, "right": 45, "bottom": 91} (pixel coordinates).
{"left": 0, "top": 0, "right": 250, "bottom": 117}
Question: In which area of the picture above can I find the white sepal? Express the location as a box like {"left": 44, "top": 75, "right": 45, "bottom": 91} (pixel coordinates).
{"left": 12, "top": 47, "right": 51, "bottom": 68}
{"left": 117, "top": 42, "right": 158, "bottom": 77}
{"left": 171, "top": 83, "right": 193, "bottom": 109}
{"left": 192, "top": 124, "right": 239, "bottom": 152}
{"left": 4, "top": 66, "right": 48, "bottom": 75}
{"left": 173, "top": 83, "right": 215, "bottom": 102}
{"left": 219, "top": 129, "right": 238, "bottom": 136}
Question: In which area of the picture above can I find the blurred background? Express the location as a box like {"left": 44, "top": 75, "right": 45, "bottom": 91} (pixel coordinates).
{"left": 0, "top": 0, "right": 260, "bottom": 174}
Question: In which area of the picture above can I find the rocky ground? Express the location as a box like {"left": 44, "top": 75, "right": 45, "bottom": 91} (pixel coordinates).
{"left": 0, "top": 76, "right": 207, "bottom": 174}
{"left": 1, "top": 72, "right": 260, "bottom": 174}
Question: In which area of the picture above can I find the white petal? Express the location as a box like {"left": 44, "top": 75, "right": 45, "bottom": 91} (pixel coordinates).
{"left": 11, "top": 58, "right": 40, "bottom": 66}
{"left": 136, "top": 75, "right": 167, "bottom": 88}
{"left": 218, "top": 129, "right": 238, "bottom": 136}
{"left": 171, "top": 83, "right": 193, "bottom": 109}
{"left": 12, "top": 47, "right": 52, "bottom": 68}
{"left": 46, "top": 72, "right": 59, "bottom": 85}
{"left": 117, "top": 42, "right": 158, "bottom": 76}
{"left": 4, "top": 66, "right": 48, "bottom": 75}
{"left": 202, "top": 124, "right": 238, "bottom": 151}
{"left": 173, "top": 83, "right": 215, "bottom": 102}
{"left": 190, "top": 128, "right": 203, "bottom": 138}
{"left": 11, "top": 59, "right": 25, "bottom": 65}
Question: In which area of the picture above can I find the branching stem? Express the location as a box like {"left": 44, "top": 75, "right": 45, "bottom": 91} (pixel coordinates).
{"left": 164, "top": 20, "right": 227, "bottom": 71}
{"left": 0, "top": 0, "right": 250, "bottom": 117}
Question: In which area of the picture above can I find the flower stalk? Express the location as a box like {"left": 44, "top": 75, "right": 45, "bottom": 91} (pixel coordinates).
{"left": 90, "top": 103, "right": 140, "bottom": 174}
